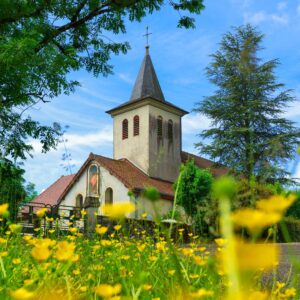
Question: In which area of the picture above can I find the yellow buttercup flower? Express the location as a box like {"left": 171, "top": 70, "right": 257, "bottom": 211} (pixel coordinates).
{"left": 31, "top": 243, "right": 51, "bottom": 262}
{"left": 103, "top": 203, "right": 136, "bottom": 219}
{"left": 114, "top": 225, "right": 122, "bottom": 231}
{"left": 94, "top": 283, "right": 122, "bottom": 298}
{"left": 256, "top": 194, "right": 296, "bottom": 214}
{"left": 231, "top": 208, "right": 281, "bottom": 234}
{"left": 69, "top": 227, "right": 78, "bottom": 234}
{"left": 0, "top": 251, "right": 8, "bottom": 257}
{"left": 81, "top": 209, "right": 87, "bottom": 216}
{"left": 0, "top": 237, "right": 6, "bottom": 244}
{"left": 55, "top": 241, "right": 76, "bottom": 261}
{"left": 95, "top": 225, "right": 108, "bottom": 235}
{"left": 10, "top": 288, "right": 35, "bottom": 299}
{"left": 0, "top": 203, "right": 9, "bottom": 217}
{"left": 36, "top": 208, "right": 48, "bottom": 218}
{"left": 190, "top": 288, "right": 213, "bottom": 298}
{"left": 9, "top": 223, "right": 22, "bottom": 233}
{"left": 13, "top": 258, "right": 21, "bottom": 265}
{"left": 143, "top": 284, "right": 152, "bottom": 291}
{"left": 215, "top": 238, "right": 227, "bottom": 247}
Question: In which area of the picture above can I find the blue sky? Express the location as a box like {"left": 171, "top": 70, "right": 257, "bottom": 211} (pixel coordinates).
{"left": 24, "top": 0, "right": 300, "bottom": 192}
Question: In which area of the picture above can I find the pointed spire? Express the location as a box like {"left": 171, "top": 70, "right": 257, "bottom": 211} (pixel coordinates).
{"left": 129, "top": 47, "right": 165, "bottom": 102}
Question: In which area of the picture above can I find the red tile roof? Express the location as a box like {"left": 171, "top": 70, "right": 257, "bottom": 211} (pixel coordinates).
{"left": 32, "top": 174, "right": 75, "bottom": 207}
{"left": 181, "top": 151, "right": 228, "bottom": 177}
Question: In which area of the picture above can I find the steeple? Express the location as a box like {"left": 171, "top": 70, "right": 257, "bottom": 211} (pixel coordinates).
{"left": 130, "top": 46, "right": 165, "bottom": 102}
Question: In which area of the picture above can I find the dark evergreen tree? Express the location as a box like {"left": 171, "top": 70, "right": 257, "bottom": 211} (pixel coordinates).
{"left": 195, "top": 24, "right": 300, "bottom": 183}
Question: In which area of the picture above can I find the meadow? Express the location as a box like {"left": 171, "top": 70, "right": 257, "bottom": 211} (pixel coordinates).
{"left": 0, "top": 181, "right": 299, "bottom": 300}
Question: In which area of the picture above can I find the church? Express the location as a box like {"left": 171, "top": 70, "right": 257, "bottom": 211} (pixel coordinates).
{"left": 33, "top": 45, "right": 227, "bottom": 219}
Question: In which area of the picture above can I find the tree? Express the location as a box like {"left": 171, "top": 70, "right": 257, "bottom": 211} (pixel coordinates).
{"left": 195, "top": 24, "right": 300, "bottom": 183}
{"left": 174, "top": 160, "right": 213, "bottom": 221}
{"left": 0, "top": 0, "right": 205, "bottom": 160}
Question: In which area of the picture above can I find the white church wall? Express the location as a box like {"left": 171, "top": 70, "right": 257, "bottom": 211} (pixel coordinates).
{"left": 148, "top": 105, "right": 182, "bottom": 182}
{"left": 137, "top": 197, "right": 173, "bottom": 220}
{"left": 113, "top": 105, "right": 150, "bottom": 173}
{"left": 59, "top": 161, "right": 130, "bottom": 216}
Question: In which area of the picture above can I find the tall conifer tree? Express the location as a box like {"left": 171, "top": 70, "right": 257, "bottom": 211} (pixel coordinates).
{"left": 195, "top": 25, "right": 300, "bottom": 183}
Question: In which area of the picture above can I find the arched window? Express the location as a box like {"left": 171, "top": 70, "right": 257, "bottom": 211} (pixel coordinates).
{"left": 88, "top": 164, "right": 99, "bottom": 196}
{"left": 122, "top": 119, "right": 128, "bottom": 139}
{"left": 75, "top": 194, "right": 83, "bottom": 218}
{"left": 133, "top": 115, "right": 139, "bottom": 136}
{"left": 105, "top": 188, "right": 113, "bottom": 205}
{"left": 157, "top": 116, "right": 163, "bottom": 139}
{"left": 168, "top": 120, "right": 173, "bottom": 142}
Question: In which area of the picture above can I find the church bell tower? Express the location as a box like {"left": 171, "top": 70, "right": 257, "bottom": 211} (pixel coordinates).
{"left": 106, "top": 45, "right": 187, "bottom": 182}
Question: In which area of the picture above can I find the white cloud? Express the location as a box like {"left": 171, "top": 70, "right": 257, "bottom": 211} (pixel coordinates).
{"left": 182, "top": 113, "right": 211, "bottom": 135}
{"left": 118, "top": 73, "right": 134, "bottom": 84}
{"left": 277, "top": 2, "right": 287, "bottom": 11}
{"left": 297, "top": 4, "right": 300, "bottom": 15}
{"left": 244, "top": 11, "right": 289, "bottom": 25}
{"left": 30, "top": 126, "right": 113, "bottom": 154}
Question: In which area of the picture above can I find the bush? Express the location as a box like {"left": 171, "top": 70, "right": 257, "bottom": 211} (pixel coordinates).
{"left": 278, "top": 217, "right": 300, "bottom": 242}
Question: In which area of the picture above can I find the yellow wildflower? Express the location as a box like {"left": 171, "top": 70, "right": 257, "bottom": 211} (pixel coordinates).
{"left": 13, "top": 258, "right": 21, "bottom": 265}
{"left": 190, "top": 288, "right": 213, "bottom": 298}
{"left": 0, "top": 237, "right": 6, "bottom": 244}
{"left": 103, "top": 203, "right": 136, "bottom": 219}
{"left": 0, "top": 203, "right": 9, "bottom": 217}
{"left": 0, "top": 251, "right": 8, "bottom": 257}
{"left": 80, "top": 286, "right": 87, "bottom": 292}
{"left": 94, "top": 284, "right": 122, "bottom": 298}
{"left": 73, "top": 269, "right": 80, "bottom": 275}
{"left": 137, "top": 244, "right": 146, "bottom": 252}
{"left": 31, "top": 244, "right": 51, "bottom": 262}
{"left": 55, "top": 241, "right": 76, "bottom": 261}
{"left": 231, "top": 208, "right": 281, "bottom": 234}
{"left": 215, "top": 238, "right": 227, "bottom": 247}
{"left": 156, "top": 241, "right": 167, "bottom": 252}
{"left": 168, "top": 269, "right": 175, "bottom": 276}
{"left": 81, "top": 209, "right": 87, "bottom": 216}
{"left": 114, "top": 225, "right": 122, "bottom": 231}
{"left": 141, "top": 212, "right": 148, "bottom": 218}
{"left": 101, "top": 240, "right": 112, "bottom": 246}
{"left": 48, "top": 229, "right": 55, "bottom": 234}
{"left": 256, "top": 194, "right": 296, "bottom": 213}
{"left": 69, "top": 227, "right": 78, "bottom": 234}
{"left": 24, "top": 280, "right": 34, "bottom": 286}
{"left": 36, "top": 208, "right": 48, "bottom": 218}
{"left": 9, "top": 223, "right": 22, "bottom": 233}
{"left": 96, "top": 226, "right": 108, "bottom": 235}
{"left": 10, "top": 288, "right": 35, "bottom": 299}
{"left": 143, "top": 284, "right": 152, "bottom": 291}
{"left": 46, "top": 217, "right": 54, "bottom": 222}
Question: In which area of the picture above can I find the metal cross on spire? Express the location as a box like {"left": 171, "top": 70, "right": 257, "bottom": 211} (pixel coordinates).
{"left": 143, "top": 26, "right": 152, "bottom": 48}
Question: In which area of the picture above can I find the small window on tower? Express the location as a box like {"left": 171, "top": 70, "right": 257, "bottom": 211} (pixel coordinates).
{"left": 168, "top": 120, "right": 173, "bottom": 142}
{"left": 122, "top": 119, "right": 128, "bottom": 139}
{"left": 157, "top": 116, "right": 163, "bottom": 138}
{"left": 133, "top": 115, "right": 139, "bottom": 136}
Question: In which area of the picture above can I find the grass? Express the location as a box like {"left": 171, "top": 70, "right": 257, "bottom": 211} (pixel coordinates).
{"left": 0, "top": 190, "right": 299, "bottom": 299}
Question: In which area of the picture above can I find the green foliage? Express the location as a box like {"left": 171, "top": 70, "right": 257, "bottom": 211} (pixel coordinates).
{"left": 143, "top": 187, "right": 160, "bottom": 202}
{"left": 0, "top": 0, "right": 204, "bottom": 160}
{"left": 286, "top": 191, "right": 300, "bottom": 219}
{"left": 0, "top": 158, "right": 38, "bottom": 220}
{"left": 194, "top": 24, "right": 300, "bottom": 183}
{"left": 0, "top": 158, "right": 25, "bottom": 219}
{"left": 174, "top": 160, "right": 213, "bottom": 218}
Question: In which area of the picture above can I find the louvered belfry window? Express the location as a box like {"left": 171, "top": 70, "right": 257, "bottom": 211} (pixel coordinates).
{"left": 133, "top": 115, "right": 139, "bottom": 136}
{"left": 168, "top": 120, "right": 173, "bottom": 141}
{"left": 122, "top": 119, "right": 128, "bottom": 139}
{"left": 157, "top": 116, "right": 163, "bottom": 138}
